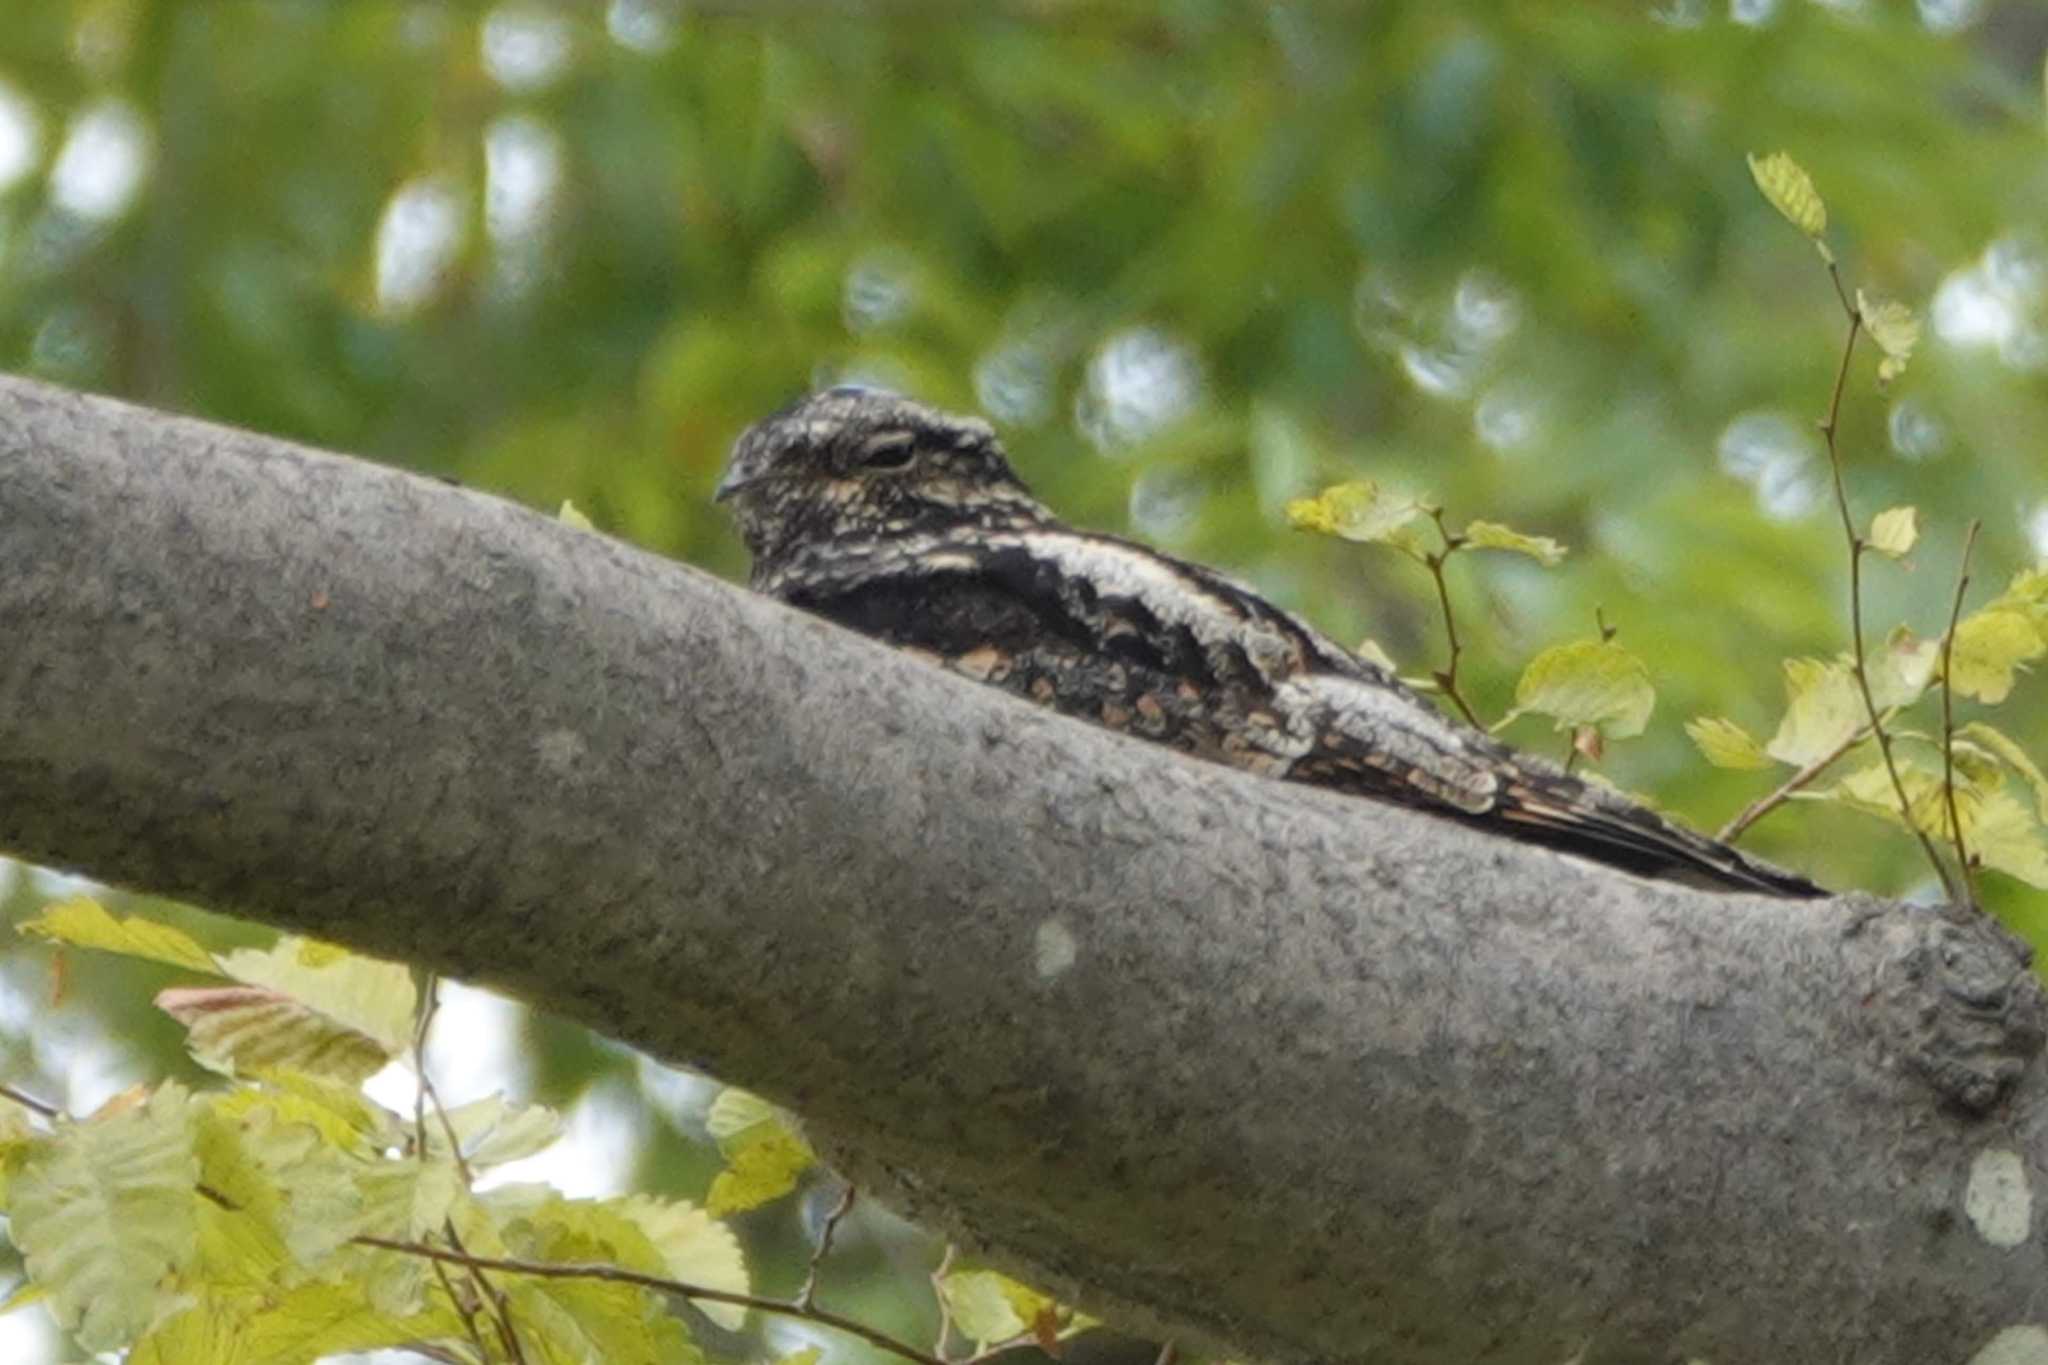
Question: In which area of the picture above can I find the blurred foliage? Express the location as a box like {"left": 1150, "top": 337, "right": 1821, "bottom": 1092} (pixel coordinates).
{"left": 3, "top": 0, "right": 2048, "bottom": 1357}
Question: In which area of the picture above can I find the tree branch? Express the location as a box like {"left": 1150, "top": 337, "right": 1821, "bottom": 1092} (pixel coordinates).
{"left": 0, "top": 375, "right": 2043, "bottom": 1364}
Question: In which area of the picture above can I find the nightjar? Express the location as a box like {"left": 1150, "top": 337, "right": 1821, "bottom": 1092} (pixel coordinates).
{"left": 716, "top": 387, "right": 1821, "bottom": 898}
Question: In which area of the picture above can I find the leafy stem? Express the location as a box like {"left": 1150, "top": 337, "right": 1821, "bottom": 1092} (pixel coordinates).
{"left": 1409, "top": 507, "right": 1484, "bottom": 729}
{"left": 1940, "top": 520, "right": 1983, "bottom": 911}
{"left": 1819, "top": 266, "right": 1957, "bottom": 901}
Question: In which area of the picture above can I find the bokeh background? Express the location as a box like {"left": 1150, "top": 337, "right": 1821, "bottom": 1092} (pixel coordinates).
{"left": 3, "top": 3, "right": 2047, "bottom": 1361}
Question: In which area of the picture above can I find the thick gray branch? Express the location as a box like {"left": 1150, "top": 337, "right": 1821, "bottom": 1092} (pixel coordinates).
{"left": 1, "top": 373, "right": 2044, "bottom": 1364}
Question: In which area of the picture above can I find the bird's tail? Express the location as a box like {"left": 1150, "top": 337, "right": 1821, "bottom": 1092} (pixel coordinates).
{"left": 1488, "top": 763, "right": 1825, "bottom": 898}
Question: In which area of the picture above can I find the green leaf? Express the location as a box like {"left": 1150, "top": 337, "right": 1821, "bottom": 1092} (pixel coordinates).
{"left": 1867, "top": 505, "right": 1919, "bottom": 559}
{"left": 1945, "top": 608, "right": 2046, "bottom": 703}
{"left": 1685, "top": 716, "right": 1773, "bottom": 770}
{"left": 17, "top": 897, "right": 219, "bottom": 974}
{"left": 1284, "top": 480, "right": 1424, "bottom": 545}
{"left": 557, "top": 498, "right": 595, "bottom": 531}
{"left": 1461, "top": 519, "right": 1567, "bottom": 566}
{"left": 10, "top": 1082, "right": 200, "bottom": 1352}
{"left": 1856, "top": 291, "right": 1920, "bottom": 385}
{"left": 156, "top": 983, "right": 398, "bottom": 1087}
{"left": 1503, "top": 639, "right": 1654, "bottom": 739}
{"left": 215, "top": 937, "right": 417, "bottom": 1056}
{"left": 1746, "top": 150, "right": 1828, "bottom": 246}
{"left": 1960, "top": 722, "right": 2048, "bottom": 820}
{"left": 1766, "top": 658, "right": 1865, "bottom": 766}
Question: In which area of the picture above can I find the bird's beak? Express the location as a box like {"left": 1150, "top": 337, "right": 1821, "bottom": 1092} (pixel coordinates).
{"left": 712, "top": 462, "right": 754, "bottom": 504}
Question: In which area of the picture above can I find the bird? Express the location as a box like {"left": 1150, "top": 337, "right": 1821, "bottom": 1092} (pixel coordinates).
{"left": 715, "top": 386, "right": 1823, "bottom": 898}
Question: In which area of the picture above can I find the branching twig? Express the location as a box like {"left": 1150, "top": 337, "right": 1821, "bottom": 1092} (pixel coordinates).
{"left": 1717, "top": 722, "right": 1871, "bottom": 843}
{"left": 797, "top": 1182, "right": 858, "bottom": 1311}
{"left": 349, "top": 1234, "right": 1061, "bottom": 1365}
{"left": 1817, "top": 267, "right": 1956, "bottom": 900}
{"left": 1416, "top": 508, "right": 1484, "bottom": 729}
{"left": 1940, "top": 520, "right": 1982, "bottom": 912}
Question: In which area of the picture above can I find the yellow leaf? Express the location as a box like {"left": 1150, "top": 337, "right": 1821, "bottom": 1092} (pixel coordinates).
{"left": 557, "top": 499, "right": 595, "bottom": 531}
{"left": 1866, "top": 505, "right": 1918, "bottom": 559}
{"left": 1285, "top": 480, "right": 1423, "bottom": 545}
{"left": 1686, "top": 716, "right": 1774, "bottom": 770}
{"left": 1856, "top": 291, "right": 1920, "bottom": 386}
{"left": 215, "top": 938, "right": 416, "bottom": 1056}
{"left": 1945, "top": 608, "right": 2046, "bottom": 703}
{"left": 1766, "top": 658, "right": 1865, "bottom": 766}
{"left": 1461, "top": 519, "right": 1567, "bottom": 567}
{"left": 17, "top": 898, "right": 218, "bottom": 975}
{"left": 1746, "top": 151, "right": 1827, "bottom": 241}
{"left": 1504, "top": 639, "right": 1654, "bottom": 740}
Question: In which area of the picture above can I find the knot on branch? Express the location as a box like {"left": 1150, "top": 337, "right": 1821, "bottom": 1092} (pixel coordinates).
{"left": 1860, "top": 902, "right": 2046, "bottom": 1114}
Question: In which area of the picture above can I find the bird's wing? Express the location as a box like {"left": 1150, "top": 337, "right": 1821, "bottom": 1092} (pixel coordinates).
{"left": 1282, "top": 672, "right": 1824, "bottom": 898}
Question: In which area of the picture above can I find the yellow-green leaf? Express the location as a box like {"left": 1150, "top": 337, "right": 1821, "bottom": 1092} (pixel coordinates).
{"left": 1284, "top": 480, "right": 1423, "bottom": 545}
{"left": 1503, "top": 639, "right": 1654, "bottom": 740}
{"left": 157, "top": 984, "right": 396, "bottom": 1087}
{"left": 17, "top": 898, "right": 218, "bottom": 975}
{"left": 704, "top": 1086, "right": 815, "bottom": 1215}
{"left": 1945, "top": 608, "right": 2046, "bottom": 703}
{"left": 1960, "top": 722, "right": 2048, "bottom": 820}
{"left": 1970, "top": 789, "right": 2048, "bottom": 888}
{"left": 1353, "top": 637, "right": 1400, "bottom": 675}
{"left": 1686, "top": 717, "right": 1773, "bottom": 770}
{"left": 1867, "top": 505, "right": 1919, "bottom": 559}
{"left": 1461, "top": 519, "right": 1567, "bottom": 567}
{"left": 215, "top": 937, "right": 417, "bottom": 1056}
{"left": 938, "top": 1269, "right": 1041, "bottom": 1346}
{"left": 1746, "top": 150, "right": 1828, "bottom": 243}
{"left": 1766, "top": 658, "right": 1866, "bottom": 766}
{"left": 1867, "top": 629, "right": 1940, "bottom": 711}
{"left": 1857, "top": 291, "right": 1920, "bottom": 386}
{"left": 557, "top": 498, "right": 595, "bottom": 531}
{"left": 614, "top": 1193, "right": 751, "bottom": 1330}
{"left": 10, "top": 1082, "right": 200, "bottom": 1353}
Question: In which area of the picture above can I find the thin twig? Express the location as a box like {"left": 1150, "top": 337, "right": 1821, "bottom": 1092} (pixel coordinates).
{"left": 1940, "top": 520, "right": 1983, "bottom": 912}
{"left": 1153, "top": 1344, "right": 1179, "bottom": 1365}
{"left": 1419, "top": 508, "right": 1483, "bottom": 729}
{"left": 430, "top": 1255, "right": 495, "bottom": 1365}
{"left": 350, "top": 1235, "right": 1050, "bottom": 1365}
{"left": 1717, "top": 723, "right": 1871, "bottom": 843}
{"left": 0, "top": 1084, "right": 61, "bottom": 1120}
{"left": 797, "top": 1182, "right": 858, "bottom": 1311}
{"left": 1817, "top": 268, "right": 1957, "bottom": 900}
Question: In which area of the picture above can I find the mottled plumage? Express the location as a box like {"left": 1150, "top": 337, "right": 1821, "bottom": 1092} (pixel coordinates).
{"left": 717, "top": 387, "right": 1822, "bottom": 898}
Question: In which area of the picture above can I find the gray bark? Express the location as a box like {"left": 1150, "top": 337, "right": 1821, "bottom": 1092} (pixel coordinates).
{"left": 1, "top": 372, "right": 2045, "bottom": 1365}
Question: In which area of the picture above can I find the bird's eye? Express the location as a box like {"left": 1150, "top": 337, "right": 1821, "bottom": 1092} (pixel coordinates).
{"left": 857, "top": 430, "right": 917, "bottom": 471}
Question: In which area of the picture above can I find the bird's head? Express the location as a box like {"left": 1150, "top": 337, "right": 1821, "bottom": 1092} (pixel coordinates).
{"left": 716, "top": 387, "right": 1049, "bottom": 576}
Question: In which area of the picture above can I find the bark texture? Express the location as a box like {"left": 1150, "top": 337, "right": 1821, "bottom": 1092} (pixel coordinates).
{"left": 1, "top": 373, "right": 2045, "bottom": 1364}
